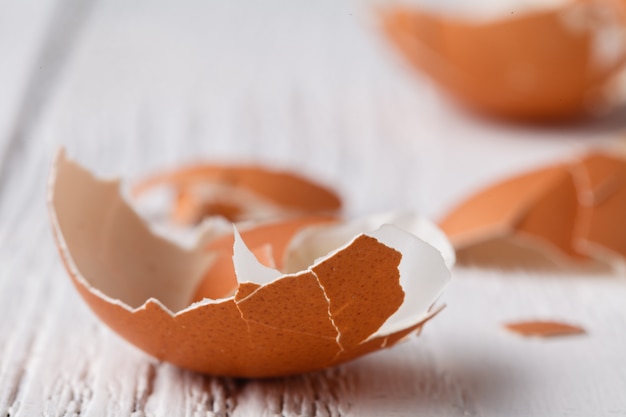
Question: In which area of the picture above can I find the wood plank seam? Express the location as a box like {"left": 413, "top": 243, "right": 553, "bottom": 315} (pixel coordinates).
{"left": 0, "top": 0, "right": 95, "bottom": 194}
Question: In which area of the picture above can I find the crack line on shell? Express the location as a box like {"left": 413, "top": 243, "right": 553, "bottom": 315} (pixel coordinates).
{"left": 232, "top": 300, "right": 254, "bottom": 360}
{"left": 310, "top": 269, "right": 345, "bottom": 353}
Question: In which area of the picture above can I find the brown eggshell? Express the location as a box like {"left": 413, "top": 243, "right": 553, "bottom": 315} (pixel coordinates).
{"left": 49, "top": 150, "right": 452, "bottom": 377}
{"left": 193, "top": 216, "right": 337, "bottom": 301}
{"left": 330, "top": 306, "right": 444, "bottom": 366}
{"left": 133, "top": 163, "right": 342, "bottom": 224}
{"left": 311, "top": 235, "right": 404, "bottom": 350}
{"left": 439, "top": 150, "right": 626, "bottom": 269}
{"left": 575, "top": 153, "right": 626, "bottom": 261}
{"left": 504, "top": 320, "right": 586, "bottom": 337}
{"left": 380, "top": 1, "right": 626, "bottom": 121}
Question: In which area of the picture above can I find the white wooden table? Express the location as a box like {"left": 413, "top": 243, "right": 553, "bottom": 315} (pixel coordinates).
{"left": 1, "top": 1, "right": 626, "bottom": 415}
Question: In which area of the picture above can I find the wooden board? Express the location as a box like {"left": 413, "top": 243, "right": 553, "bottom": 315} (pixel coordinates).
{"left": 1, "top": 0, "right": 625, "bottom": 416}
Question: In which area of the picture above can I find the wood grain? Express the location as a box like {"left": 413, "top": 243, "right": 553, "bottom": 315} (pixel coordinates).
{"left": 1, "top": 0, "right": 626, "bottom": 416}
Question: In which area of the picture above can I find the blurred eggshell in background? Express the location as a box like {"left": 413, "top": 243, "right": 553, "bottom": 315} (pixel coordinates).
{"left": 132, "top": 163, "right": 342, "bottom": 224}
{"left": 380, "top": 0, "right": 626, "bottom": 121}
{"left": 439, "top": 150, "right": 626, "bottom": 269}
{"left": 49, "top": 150, "right": 452, "bottom": 377}
{"left": 574, "top": 152, "right": 626, "bottom": 262}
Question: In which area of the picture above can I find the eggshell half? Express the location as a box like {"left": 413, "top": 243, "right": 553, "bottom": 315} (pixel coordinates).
{"left": 380, "top": 1, "right": 626, "bottom": 121}
{"left": 439, "top": 151, "right": 626, "bottom": 269}
{"left": 49, "top": 150, "right": 452, "bottom": 377}
{"left": 133, "top": 163, "right": 342, "bottom": 224}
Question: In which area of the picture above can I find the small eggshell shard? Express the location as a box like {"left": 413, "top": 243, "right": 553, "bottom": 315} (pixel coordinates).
{"left": 504, "top": 320, "right": 586, "bottom": 337}
{"left": 380, "top": 1, "right": 626, "bottom": 121}
{"left": 132, "top": 163, "right": 342, "bottom": 224}
{"left": 439, "top": 151, "right": 626, "bottom": 269}
{"left": 49, "top": 150, "right": 453, "bottom": 377}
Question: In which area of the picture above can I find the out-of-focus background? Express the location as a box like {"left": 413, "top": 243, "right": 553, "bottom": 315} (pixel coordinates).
{"left": 1, "top": 0, "right": 625, "bottom": 416}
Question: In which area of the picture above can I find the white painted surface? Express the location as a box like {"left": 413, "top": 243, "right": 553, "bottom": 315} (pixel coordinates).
{"left": 1, "top": 0, "right": 625, "bottom": 415}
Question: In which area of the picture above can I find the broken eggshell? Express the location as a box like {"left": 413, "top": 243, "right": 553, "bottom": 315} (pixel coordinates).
{"left": 439, "top": 150, "right": 626, "bottom": 269}
{"left": 132, "top": 162, "right": 342, "bottom": 225}
{"left": 504, "top": 320, "right": 586, "bottom": 337}
{"left": 379, "top": 0, "right": 626, "bottom": 121}
{"left": 48, "top": 150, "right": 454, "bottom": 377}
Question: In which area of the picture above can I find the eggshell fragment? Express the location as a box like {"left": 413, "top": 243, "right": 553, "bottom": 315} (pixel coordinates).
{"left": 575, "top": 153, "right": 626, "bottom": 262}
{"left": 439, "top": 151, "right": 626, "bottom": 269}
{"left": 49, "top": 151, "right": 453, "bottom": 377}
{"left": 192, "top": 216, "right": 337, "bottom": 301}
{"left": 132, "top": 163, "right": 342, "bottom": 224}
{"left": 504, "top": 320, "right": 586, "bottom": 337}
{"left": 380, "top": 1, "right": 626, "bottom": 121}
